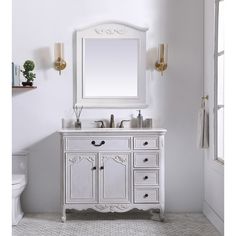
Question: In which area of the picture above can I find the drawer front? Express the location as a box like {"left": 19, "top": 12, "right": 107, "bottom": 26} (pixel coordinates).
{"left": 134, "top": 152, "right": 159, "bottom": 168}
{"left": 133, "top": 136, "right": 159, "bottom": 150}
{"left": 65, "top": 136, "right": 131, "bottom": 151}
{"left": 134, "top": 187, "right": 159, "bottom": 203}
{"left": 134, "top": 170, "right": 159, "bottom": 186}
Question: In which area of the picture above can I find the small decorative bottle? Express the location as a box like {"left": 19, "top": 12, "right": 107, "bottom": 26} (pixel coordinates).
{"left": 137, "top": 110, "right": 143, "bottom": 128}
{"left": 73, "top": 105, "right": 83, "bottom": 129}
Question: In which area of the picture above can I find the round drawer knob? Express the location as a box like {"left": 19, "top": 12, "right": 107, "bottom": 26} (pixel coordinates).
{"left": 143, "top": 141, "right": 149, "bottom": 146}
{"left": 92, "top": 166, "right": 96, "bottom": 170}
{"left": 143, "top": 158, "right": 149, "bottom": 162}
{"left": 144, "top": 194, "right": 149, "bottom": 198}
{"left": 100, "top": 166, "right": 104, "bottom": 170}
{"left": 144, "top": 176, "right": 148, "bottom": 180}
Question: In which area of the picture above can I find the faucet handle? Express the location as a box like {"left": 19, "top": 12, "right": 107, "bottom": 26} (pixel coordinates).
{"left": 95, "top": 120, "right": 105, "bottom": 128}
{"left": 119, "top": 120, "right": 130, "bottom": 128}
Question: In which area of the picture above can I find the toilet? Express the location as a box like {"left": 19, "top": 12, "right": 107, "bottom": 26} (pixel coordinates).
{"left": 12, "top": 152, "right": 28, "bottom": 225}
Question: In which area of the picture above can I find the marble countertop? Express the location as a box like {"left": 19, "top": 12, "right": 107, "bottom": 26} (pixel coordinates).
{"left": 58, "top": 128, "right": 167, "bottom": 133}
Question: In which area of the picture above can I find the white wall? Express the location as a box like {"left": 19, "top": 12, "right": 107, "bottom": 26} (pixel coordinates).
{"left": 203, "top": 0, "right": 224, "bottom": 234}
{"left": 12, "top": 0, "right": 204, "bottom": 213}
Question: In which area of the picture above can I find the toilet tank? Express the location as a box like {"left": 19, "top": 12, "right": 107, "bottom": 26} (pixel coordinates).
{"left": 12, "top": 152, "right": 28, "bottom": 176}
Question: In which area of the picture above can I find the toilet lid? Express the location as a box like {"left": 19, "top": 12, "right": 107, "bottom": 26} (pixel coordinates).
{"left": 12, "top": 174, "right": 26, "bottom": 185}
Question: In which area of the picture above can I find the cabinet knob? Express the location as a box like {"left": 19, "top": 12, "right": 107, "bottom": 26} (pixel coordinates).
{"left": 144, "top": 194, "right": 149, "bottom": 198}
{"left": 91, "top": 140, "right": 105, "bottom": 147}
{"left": 100, "top": 166, "right": 104, "bottom": 170}
{"left": 143, "top": 141, "right": 149, "bottom": 146}
{"left": 143, "top": 158, "right": 149, "bottom": 162}
{"left": 144, "top": 176, "right": 148, "bottom": 180}
{"left": 92, "top": 166, "right": 96, "bottom": 170}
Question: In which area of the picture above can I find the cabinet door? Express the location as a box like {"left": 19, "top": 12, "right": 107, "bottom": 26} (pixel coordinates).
{"left": 99, "top": 153, "right": 130, "bottom": 203}
{"left": 65, "top": 153, "right": 97, "bottom": 203}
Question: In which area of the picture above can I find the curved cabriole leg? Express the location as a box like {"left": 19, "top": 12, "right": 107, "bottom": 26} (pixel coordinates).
{"left": 61, "top": 216, "right": 66, "bottom": 223}
{"left": 61, "top": 206, "right": 66, "bottom": 223}
{"left": 160, "top": 207, "right": 165, "bottom": 222}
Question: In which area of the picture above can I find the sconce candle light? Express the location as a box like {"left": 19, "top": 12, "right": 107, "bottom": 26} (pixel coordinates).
{"left": 155, "top": 43, "right": 168, "bottom": 76}
{"left": 54, "top": 42, "right": 66, "bottom": 75}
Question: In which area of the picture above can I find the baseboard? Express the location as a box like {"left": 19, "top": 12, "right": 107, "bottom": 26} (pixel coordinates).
{"left": 203, "top": 201, "right": 224, "bottom": 235}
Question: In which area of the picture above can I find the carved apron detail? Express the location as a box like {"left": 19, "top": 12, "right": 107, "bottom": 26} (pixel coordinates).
{"left": 94, "top": 204, "right": 130, "bottom": 212}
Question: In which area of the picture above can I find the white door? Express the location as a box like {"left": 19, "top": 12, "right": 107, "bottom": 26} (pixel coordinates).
{"left": 99, "top": 153, "right": 130, "bottom": 203}
{"left": 65, "top": 153, "right": 97, "bottom": 203}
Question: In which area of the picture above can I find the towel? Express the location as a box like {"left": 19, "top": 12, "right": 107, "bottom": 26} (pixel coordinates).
{"left": 197, "top": 106, "right": 209, "bottom": 149}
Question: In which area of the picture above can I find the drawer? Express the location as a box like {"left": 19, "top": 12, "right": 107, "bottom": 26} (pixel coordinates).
{"left": 134, "top": 187, "right": 159, "bottom": 203}
{"left": 133, "top": 136, "right": 159, "bottom": 150}
{"left": 65, "top": 136, "right": 131, "bottom": 151}
{"left": 134, "top": 152, "right": 159, "bottom": 168}
{"left": 134, "top": 170, "right": 159, "bottom": 186}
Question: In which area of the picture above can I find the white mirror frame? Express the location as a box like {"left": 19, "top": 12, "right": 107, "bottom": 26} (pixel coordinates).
{"left": 75, "top": 21, "right": 148, "bottom": 108}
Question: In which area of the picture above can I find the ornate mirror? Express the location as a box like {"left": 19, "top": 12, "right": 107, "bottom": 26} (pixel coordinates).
{"left": 75, "top": 21, "right": 148, "bottom": 108}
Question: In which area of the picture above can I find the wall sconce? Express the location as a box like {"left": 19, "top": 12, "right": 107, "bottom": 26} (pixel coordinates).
{"left": 54, "top": 42, "right": 66, "bottom": 75}
{"left": 155, "top": 43, "right": 168, "bottom": 76}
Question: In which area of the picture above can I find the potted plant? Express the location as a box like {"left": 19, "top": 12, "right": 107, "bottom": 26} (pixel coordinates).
{"left": 21, "top": 60, "right": 36, "bottom": 86}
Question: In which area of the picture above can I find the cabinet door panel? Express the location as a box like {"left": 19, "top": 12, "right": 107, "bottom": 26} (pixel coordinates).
{"left": 99, "top": 153, "right": 130, "bottom": 203}
{"left": 66, "top": 153, "right": 97, "bottom": 203}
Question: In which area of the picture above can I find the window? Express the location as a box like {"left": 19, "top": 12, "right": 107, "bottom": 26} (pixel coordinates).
{"left": 215, "top": 0, "right": 224, "bottom": 163}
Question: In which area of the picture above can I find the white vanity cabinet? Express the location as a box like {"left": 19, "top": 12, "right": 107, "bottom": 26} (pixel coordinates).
{"left": 59, "top": 128, "right": 166, "bottom": 222}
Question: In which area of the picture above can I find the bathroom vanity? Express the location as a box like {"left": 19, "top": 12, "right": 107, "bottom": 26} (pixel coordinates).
{"left": 59, "top": 128, "right": 166, "bottom": 222}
